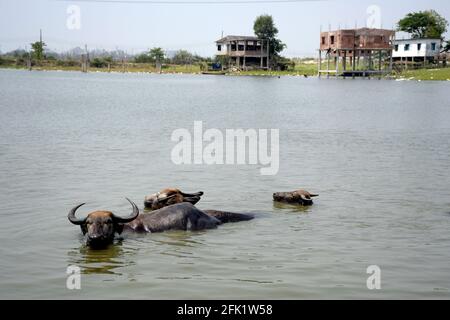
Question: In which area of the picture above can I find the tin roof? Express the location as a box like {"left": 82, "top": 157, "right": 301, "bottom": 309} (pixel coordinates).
{"left": 216, "top": 35, "right": 261, "bottom": 43}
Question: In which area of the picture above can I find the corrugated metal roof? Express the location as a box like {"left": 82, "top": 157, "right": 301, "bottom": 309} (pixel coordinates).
{"left": 216, "top": 35, "right": 261, "bottom": 43}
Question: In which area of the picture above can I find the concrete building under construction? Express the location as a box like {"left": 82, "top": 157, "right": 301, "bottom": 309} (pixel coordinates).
{"left": 318, "top": 27, "right": 395, "bottom": 77}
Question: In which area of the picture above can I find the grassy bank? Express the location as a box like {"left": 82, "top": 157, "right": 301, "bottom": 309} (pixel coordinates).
{"left": 230, "top": 63, "right": 318, "bottom": 77}
{"left": 0, "top": 63, "right": 202, "bottom": 74}
{"left": 2, "top": 60, "right": 450, "bottom": 81}
{"left": 393, "top": 67, "right": 450, "bottom": 81}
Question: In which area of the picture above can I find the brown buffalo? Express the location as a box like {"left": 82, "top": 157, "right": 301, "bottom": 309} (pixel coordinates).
{"left": 144, "top": 188, "right": 203, "bottom": 210}
{"left": 69, "top": 196, "right": 253, "bottom": 248}
{"left": 273, "top": 190, "right": 319, "bottom": 206}
{"left": 144, "top": 188, "right": 254, "bottom": 223}
{"left": 68, "top": 198, "right": 139, "bottom": 248}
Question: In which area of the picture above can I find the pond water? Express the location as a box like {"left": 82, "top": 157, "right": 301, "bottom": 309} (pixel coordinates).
{"left": 0, "top": 69, "right": 449, "bottom": 299}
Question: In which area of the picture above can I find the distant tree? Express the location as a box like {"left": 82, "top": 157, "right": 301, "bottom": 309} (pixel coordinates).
{"left": 253, "top": 15, "right": 286, "bottom": 59}
{"left": 214, "top": 55, "right": 230, "bottom": 68}
{"left": 272, "top": 56, "right": 295, "bottom": 71}
{"left": 134, "top": 52, "right": 153, "bottom": 63}
{"left": 172, "top": 50, "right": 193, "bottom": 65}
{"left": 397, "top": 10, "right": 448, "bottom": 40}
{"left": 91, "top": 57, "right": 112, "bottom": 68}
{"left": 149, "top": 47, "right": 165, "bottom": 64}
{"left": 30, "top": 40, "right": 46, "bottom": 60}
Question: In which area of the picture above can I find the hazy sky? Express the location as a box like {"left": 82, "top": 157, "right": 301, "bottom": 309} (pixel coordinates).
{"left": 1, "top": 0, "right": 449, "bottom": 57}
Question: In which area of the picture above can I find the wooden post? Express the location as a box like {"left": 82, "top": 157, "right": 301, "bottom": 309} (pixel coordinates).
{"left": 363, "top": 50, "right": 366, "bottom": 77}
{"left": 260, "top": 41, "right": 263, "bottom": 69}
{"left": 327, "top": 51, "right": 330, "bottom": 78}
{"left": 357, "top": 49, "right": 361, "bottom": 68}
{"left": 81, "top": 54, "right": 86, "bottom": 72}
{"left": 84, "top": 44, "right": 89, "bottom": 72}
{"left": 378, "top": 50, "right": 382, "bottom": 71}
{"left": 318, "top": 50, "right": 322, "bottom": 77}
{"left": 336, "top": 49, "right": 339, "bottom": 78}
{"left": 343, "top": 50, "right": 347, "bottom": 72}
{"left": 243, "top": 41, "right": 246, "bottom": 70}
{"left": 353, "top": 50, "right": 356, "bottom": 79}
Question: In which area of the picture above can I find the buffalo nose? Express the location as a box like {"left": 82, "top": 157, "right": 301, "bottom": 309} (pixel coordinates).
{"left": 88, "top": 234, "right": 103, "bottom": 240}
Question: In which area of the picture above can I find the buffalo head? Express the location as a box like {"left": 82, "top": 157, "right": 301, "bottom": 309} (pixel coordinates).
{"left": 273, "top": 190, "right": 318, "bottom": 206}
{"left": 68, "top": 198, "right": 139, "bottom": 248}
{"left": 144, "top": 188, "right": 203, "bottom": 210}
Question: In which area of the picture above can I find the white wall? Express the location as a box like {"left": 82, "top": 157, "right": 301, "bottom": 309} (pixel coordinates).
{"left": 393, "top": 39, "right": 441, "bottom": 58}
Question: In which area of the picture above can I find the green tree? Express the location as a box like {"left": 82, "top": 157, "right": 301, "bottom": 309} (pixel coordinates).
{"left": 253, "top": 15, "right": 286, "bottom": 59}
{"left": 91, "top": 56, "right": 113, "bottom": 68}
{"left": 30, "top": 40, "right": 46, "bottom": 60}
{"left": 149, "top": 47, "right": 165, "bottom": 64}
{"left": 215, "top": 54, "right": 230, "bottom": 68}
{"left": 134, "top": 52, "right": 152, "bottom": 63}
{"left": 397, "top": 10, "right": 448, "bottom": 40}
{"left": 172, "top": 50, "right": 193, "bottom": 65}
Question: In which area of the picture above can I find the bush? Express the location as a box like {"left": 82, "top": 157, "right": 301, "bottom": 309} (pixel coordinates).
{"left": 274, "top": 56, "right": 295, "bottom": 71}
{"left": 91, "top": 57, "right": 108, "bottom": 68}
{"left": 134, "top": 53, "right": 153, "bottom": 63}
{"left": 56, "top": 59, "right": 79, "bottom": 67}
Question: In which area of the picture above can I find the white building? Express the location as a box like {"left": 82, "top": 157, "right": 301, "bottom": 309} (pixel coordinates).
{"left": 392, "top": 38, "right": 441, "bottom": 62}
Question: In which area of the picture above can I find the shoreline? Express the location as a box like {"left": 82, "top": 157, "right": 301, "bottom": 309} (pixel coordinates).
{"left": 1, "top": 65, "right": 450, "bottom": 81}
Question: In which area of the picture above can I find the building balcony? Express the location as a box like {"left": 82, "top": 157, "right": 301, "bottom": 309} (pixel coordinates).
{"left": 216, "top": 50, "right": 268, "bottom": 58}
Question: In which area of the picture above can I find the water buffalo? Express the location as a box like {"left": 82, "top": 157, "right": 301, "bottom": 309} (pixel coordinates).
{"left": 144, "top": 188, "right": 203, "bottom": 210}
{"left": 68, "top": 198, "right": 139, "bottom": 248}
{"left": 273, "top": 190, "right": 319, "bottom": 206}
{"left": 69, "top": 197, "right": 253, "bottom": 248}
{"left": 144, "top": 188, "right": 254, "bottom": 223}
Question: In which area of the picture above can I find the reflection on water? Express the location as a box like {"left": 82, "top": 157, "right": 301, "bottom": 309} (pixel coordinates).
{"left": 272, "top": 201, "right": 313, "bottom": 213}
{"left": 67, "top": 241, "right": 135, "bottom": 275}
{"left": 149, "top": 230, "right": 207, "bottom": 247}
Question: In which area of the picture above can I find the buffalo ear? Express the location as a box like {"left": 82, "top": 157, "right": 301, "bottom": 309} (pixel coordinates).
{"left": 184, "top": 196, "right": 201, "bottom": 205}
{"left": 115, "top": 223, "right": 124, "bottom": 235}
{"left": 80, "top": 224, "right": 87, "bottom": 235}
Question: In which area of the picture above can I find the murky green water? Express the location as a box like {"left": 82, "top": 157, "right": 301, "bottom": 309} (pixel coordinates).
{"left": 0, "top": 69, "right": 449, "bottom": 299}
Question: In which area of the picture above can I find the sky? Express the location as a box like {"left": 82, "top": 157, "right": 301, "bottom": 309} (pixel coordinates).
{"left": 0, "top": 0, "right": 449, "bottom": 57}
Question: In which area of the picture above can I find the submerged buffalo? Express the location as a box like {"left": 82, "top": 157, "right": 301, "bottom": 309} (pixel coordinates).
{"left": 144, "top": 188, "right": 254, "bottom": 223}
{"left": 273, "top": 190, "right": 319, "bottom": 206}
{"left": 144, "top": 188, "right": 203, "bottom": 210}
{"left": 69, "top": 196, "right": 253, "bottom": 248}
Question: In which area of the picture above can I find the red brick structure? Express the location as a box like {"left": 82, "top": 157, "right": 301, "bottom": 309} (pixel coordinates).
{"left": 318, "top": 28, "right": 395, "bottom": 77}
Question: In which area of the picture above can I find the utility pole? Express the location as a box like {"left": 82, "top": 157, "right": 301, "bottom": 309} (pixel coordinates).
{"left": 81, "top": 44, "right": 89, "bottom": 73}
{"left": 85, "top": 44, "right": 89, "bottom": 71}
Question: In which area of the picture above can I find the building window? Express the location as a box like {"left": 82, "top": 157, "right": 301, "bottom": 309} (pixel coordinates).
{"left": 394, "top": 44, "right": 399, "bottom": 51}
{"left": 217, "top": 45, "right": 221, "bottom": 51}
{"left": 321, "top": 37, "right": 325, "bottom": 45}
{"left": 330, "top": 36, "right": 335, "bottom": 45}
{"left": 404, "top": 44, "right": 410, "bottom": 51}
{"left": 417, "top": 43, "right": 422, "bottom": 51}
{"left": 431, "top": 43, "right": 436, "bottom": 51}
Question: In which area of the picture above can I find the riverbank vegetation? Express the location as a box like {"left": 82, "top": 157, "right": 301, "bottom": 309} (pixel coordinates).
{"left": 1, "top": 48, "right": 450, "bottom": 80}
